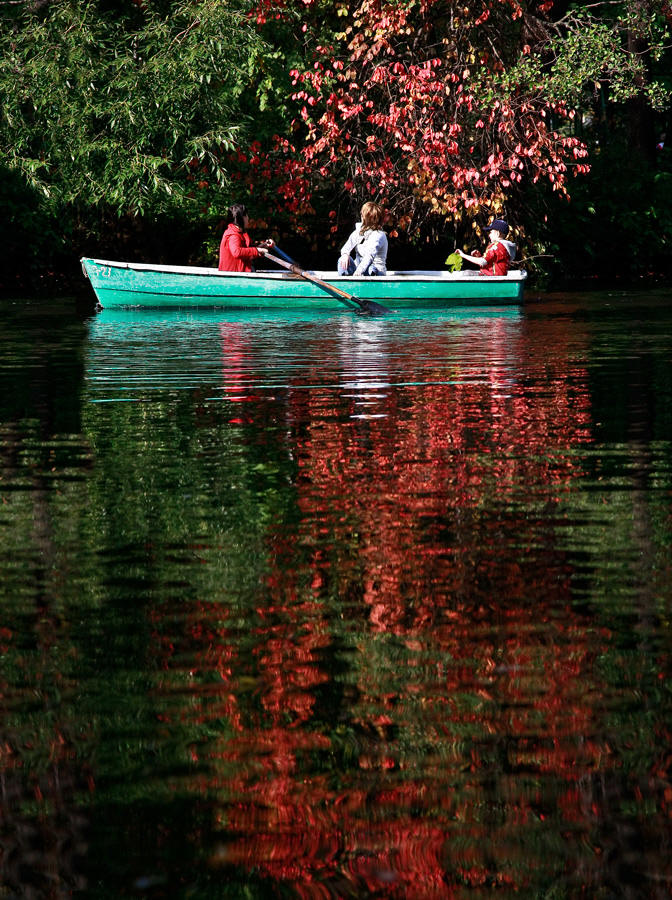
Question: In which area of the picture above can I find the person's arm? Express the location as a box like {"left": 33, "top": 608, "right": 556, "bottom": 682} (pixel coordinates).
{"left": 339, "top": 226, "right": 359, "bottom": 270}
{"left": 227, "top": 231, "right": 261, "bottom": 261}
{"left": 340, "top": 227, "right": 359, "bottom": 257}
{"left": 457, "top": 248, "right": 486, "bottom": 267}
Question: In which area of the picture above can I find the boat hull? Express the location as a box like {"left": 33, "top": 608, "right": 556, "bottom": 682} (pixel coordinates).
{"left": 81, "top": 257, "right": 526, "bottom": 310}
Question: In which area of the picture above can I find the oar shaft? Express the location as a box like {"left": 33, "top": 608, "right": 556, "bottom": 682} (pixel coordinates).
{"left": 264, "top": 251, "right": 391, "bottom": 315}
{"left": 264, "top": 252, "right": 360, "bottom": 308}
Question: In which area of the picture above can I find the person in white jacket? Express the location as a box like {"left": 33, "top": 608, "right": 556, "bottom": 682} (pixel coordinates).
{"left": 337, "top": 202, "right": 388, "bottom": 276}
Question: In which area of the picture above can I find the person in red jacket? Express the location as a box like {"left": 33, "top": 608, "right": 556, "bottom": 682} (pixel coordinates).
{"left": 457, "top": 218, "right": 514, "bottom": 276}
{"left": 218, "top": 203, "right": 275, "bottom": 272}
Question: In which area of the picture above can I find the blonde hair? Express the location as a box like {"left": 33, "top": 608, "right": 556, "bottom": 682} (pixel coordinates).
{"left": 360, "top": 201, "right": 384, "bottom": 234}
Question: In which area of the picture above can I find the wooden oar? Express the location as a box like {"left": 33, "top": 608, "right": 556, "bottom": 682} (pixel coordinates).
{"left": 264, "top": 251, "right": 391, "bottom": 316}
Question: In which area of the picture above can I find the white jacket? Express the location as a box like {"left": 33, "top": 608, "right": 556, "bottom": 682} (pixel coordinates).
{"left": 340, "top": 223, "right": 388, "bottom": 275}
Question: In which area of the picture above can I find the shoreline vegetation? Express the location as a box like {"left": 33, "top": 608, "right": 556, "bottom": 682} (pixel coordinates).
{"left": 1, "top": 0, "right": 670, "bottom": 298}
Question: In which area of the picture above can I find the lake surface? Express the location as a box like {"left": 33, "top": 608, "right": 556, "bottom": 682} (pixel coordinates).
{"left": 2, "top": 290, "right": 672, "bottom": 898}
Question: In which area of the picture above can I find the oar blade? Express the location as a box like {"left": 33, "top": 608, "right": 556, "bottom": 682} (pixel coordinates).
{"left": 356, "top": 298, "right": 392, "bottom": 316}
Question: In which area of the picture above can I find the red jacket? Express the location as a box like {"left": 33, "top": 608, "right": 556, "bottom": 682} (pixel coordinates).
{"left": 218, "top": 224, "right": 261, "bottom": 272}
{"left": 479, "top": 240, "right": 509, "bottom": 276}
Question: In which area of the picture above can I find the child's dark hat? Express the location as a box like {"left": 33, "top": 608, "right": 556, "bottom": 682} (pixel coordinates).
{"left": 484, "top": 218, "right": 509, "bottom": 236}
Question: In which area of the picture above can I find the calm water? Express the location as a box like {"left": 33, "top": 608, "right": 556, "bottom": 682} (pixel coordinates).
{"left": 1, "top": 291, "right": 672, "bottom": 898}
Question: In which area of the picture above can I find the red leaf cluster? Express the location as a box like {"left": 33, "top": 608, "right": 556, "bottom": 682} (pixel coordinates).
{"left": 243, "top": 0, "right": 588, "bottom": 233}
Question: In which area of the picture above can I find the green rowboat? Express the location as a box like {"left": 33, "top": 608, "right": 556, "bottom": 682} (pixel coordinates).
{"left": 81, "top": 257, "right": 526, "bottom": 311}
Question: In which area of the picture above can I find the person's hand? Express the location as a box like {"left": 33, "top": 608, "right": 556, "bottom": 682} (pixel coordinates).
{"left": 456, "top": 249, "right": 465, "bottom": 257}
{"left": 257, "top": 246, "right": 268, "bottom": 255}
{"left": 259, "top": 239, "right": 275, "bottom": 249}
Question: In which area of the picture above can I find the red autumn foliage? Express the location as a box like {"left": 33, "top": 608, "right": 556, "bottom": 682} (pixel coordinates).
{"left": 239, "top": 0, "right": 588, "bottom": 238}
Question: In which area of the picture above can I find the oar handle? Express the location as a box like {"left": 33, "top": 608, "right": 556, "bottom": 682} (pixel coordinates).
{"left": 273, "top": 247, "right": 296, "bottom": 265}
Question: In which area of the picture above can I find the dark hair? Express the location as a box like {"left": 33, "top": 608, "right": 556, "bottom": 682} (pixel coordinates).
{"left": 227, "top": 203, "right": 248, "bottom": 229}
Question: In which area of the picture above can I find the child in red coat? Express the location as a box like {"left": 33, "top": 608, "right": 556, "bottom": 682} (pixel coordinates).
{"left": 457, "top": 219, "right": 515, "bottom": 276}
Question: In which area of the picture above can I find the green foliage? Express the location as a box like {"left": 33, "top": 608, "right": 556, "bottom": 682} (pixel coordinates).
{"left": 0, "top": 0, "right": 266, "bottom": 219}
{"left": 1, "top": 0, "right": 671, "bottom": 284}
{"left": 500, "top": 1, "right": 672, "bottom": 284}
{"left": 444, "top": 251, "right": 463, "bottom": 272}
{"left": 508, "top": 3, "right": 672, "bottom": 113}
